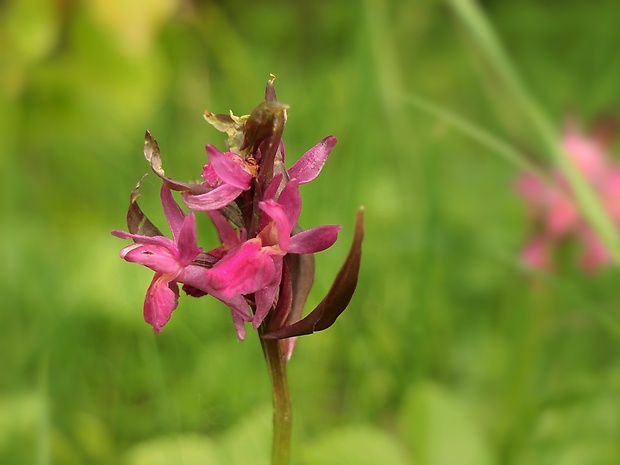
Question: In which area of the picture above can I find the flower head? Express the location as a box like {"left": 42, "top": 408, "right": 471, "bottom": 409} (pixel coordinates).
{"left": 113, "top": 77, "right": 364, "bottom": 349}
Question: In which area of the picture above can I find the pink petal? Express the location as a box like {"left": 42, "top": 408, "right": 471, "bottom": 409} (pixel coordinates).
{"left": 176, "top": 213, "right": 202, "bottom": 266}
{"left": 278, "top": 179, "right": 301, "bottom": 226}
{"left": 205, "top": 239, "right": 275, "bottom": 298}
{"left": 230, "top": 309, "right": 247, "bottom": 341}
{"left": 515, "top": 173, "right": 547, "bottom": 203}
{"left": 182, "top": 183, "right": 243, "bottom": 211}
{"left": 563, "top": 125, "right": 607, "bottom": 181}
{"left": 207, "top": 209, "right": 244, "bottom": 248}
{"left": 112, "top": 230, "right": 175, "bottom": 248}
{"left": 206, "top": 145, "right": 253, "bottom": 189}
{"left": 253, "top": 258, "right": 283, "bottom": 329}
{"left": 259, "top": 200, "right": 292, "bottom": 251}
{"left": 520, "top": 236, "right": 551, "bottom": 270}
{"left": 215, "top": 293, "right": 254, "bottom": 321}
{"left": 263, "top": 173, "right": 284, "bottom": 202}
{"left": 160, "top": 185, "right": 186, "bottom": 241}
{"left": 288, "top": 225, "right": 341, "bottom": 254}
{"left": 201, "top": 162, "right": 219, "bottom": 187}
{"left": 144, "top": 274, "right": 180, "bottom": 333}
{"left": 121, "top": 243, "right": 181, "bottom": 275}
{"left": 288, "top": 136, "right": 337, "bottom": 184}
{"left": 578, "top": 227, "right": 610, "bottom": 271}
{"left": 546, "top": 193, "right": 578, "bottom": 236}
{"left": 180, "top": 264, "right": 253, "bottom": 337}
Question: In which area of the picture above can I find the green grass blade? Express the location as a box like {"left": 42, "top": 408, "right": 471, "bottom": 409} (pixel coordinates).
{"left": 403, "top": 94, "right": 545, "bottom": 178}
{"left": 448, "top": 0, "right": 620, "bottom": 263}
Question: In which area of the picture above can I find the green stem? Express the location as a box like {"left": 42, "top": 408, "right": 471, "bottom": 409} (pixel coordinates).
{"left": 260, "top": 336, "right": 292, "bottom": 465}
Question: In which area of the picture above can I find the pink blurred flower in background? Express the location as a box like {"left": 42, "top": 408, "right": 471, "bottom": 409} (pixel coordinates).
{"left": 516, "top": 119, "right": 620, "bottom": 271}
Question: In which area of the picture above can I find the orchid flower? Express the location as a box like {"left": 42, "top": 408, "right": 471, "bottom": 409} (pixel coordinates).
{"left": 517, "top": 119, "right": 620, "bottom": 271}
{"left": 111, "top": 185, "right": 203, "bottom": 332}
{"left": 113, "top": 77, "right": 364, "bottom": 345}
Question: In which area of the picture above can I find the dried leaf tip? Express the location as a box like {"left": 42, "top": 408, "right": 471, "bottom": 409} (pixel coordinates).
{"left": 266, "top": 74, "right": 278, "bottom": 102}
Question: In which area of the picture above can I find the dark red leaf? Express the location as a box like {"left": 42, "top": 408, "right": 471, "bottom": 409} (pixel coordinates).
{"left": 262, "top": 207, "right": 364, "bottom": 339}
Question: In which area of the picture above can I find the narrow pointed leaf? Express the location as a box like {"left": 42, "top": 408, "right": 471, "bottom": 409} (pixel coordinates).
{"left": 280, "top": 251, "right": 314, "bottom": 359}
{"left": 143, "top": 131, "right": 208, "bottom": 193}
{"left": 265, "top": 74, "right": 278, "bottom": 102}
{"left": 262, "top": 208, "right": 364, "bottom": 339}
{"left": 267, "top": 258, "right": 294, "bottom": 332}
{"left": 126, "top": 174, "right": 163, "bottom": 237}
{"left": 288, "top": 252, "right": 315, "bottom": 327}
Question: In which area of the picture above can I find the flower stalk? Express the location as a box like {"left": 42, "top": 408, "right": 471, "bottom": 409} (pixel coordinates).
{"left": 260, "top": 335, "right": 292, "bottom": 465}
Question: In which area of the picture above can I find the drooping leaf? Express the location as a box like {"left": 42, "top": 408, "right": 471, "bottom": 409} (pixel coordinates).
{"left": 143, "top": 130, "right": 208, "bottom": 193}
{"left": 262, "top": 207, "right": 364, "bottom": 339}
{"left": 126, "top": 174, "right": 163, "bottom": 237}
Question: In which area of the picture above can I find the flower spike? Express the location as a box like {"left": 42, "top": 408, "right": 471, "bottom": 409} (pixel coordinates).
{"left": 113, "top": 78, "right": 363, "bottom": 348}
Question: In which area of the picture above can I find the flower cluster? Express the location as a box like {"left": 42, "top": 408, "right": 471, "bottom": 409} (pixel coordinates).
{"left": 517, "top": 119, "right": 620, "bottom": 271}
{"left": 112, "top": 78, "right": 363, "bottom": 349}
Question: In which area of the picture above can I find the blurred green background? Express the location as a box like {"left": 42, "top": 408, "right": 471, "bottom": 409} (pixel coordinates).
{"left": 3, "top": 0, "right": 620, "bottom": 463}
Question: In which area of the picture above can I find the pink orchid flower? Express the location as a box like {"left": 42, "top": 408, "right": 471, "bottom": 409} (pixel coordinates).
{"left": 114, "top": 79, "right": 364, "bottom": 346}
{"left": 517, "top": 121, "right": 620, "bottom": 271}
{"left": 111, "top": 186, "right": 203, "bottom": 332}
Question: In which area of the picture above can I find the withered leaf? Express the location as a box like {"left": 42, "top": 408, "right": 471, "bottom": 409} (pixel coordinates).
{"left": 126, "top": 174, "right": 163, "bottom": 237}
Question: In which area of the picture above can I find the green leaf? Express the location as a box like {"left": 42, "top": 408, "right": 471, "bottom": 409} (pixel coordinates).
{"left": 123, "top": 434, "right": 221, "bottom": 465}
{"left": 300, "top": 425, "right": 410, "bottom": 465}
{"left": 400, "top": 382, "right": 495, "bottom": 465}
{"left": 215, "top": 406, "right": 271, "bottom": 465}
{"left": 0, "top": 392, "right": 44, "bottom": 451}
